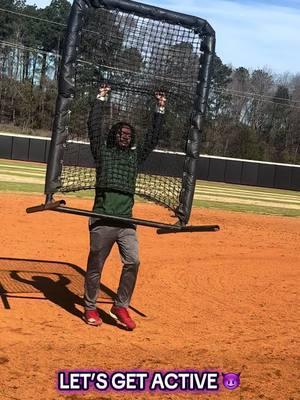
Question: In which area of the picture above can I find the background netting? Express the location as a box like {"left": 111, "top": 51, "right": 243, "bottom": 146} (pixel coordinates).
{"left": 60, "top": 5, "right": 204, "bottom": 212}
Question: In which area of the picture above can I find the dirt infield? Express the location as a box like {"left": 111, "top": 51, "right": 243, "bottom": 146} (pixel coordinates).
{"left": 0, "top": 193, "right": 299, "bottom": 400}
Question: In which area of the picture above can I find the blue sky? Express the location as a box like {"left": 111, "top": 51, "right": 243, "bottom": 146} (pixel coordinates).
{"left": 24, "top": 0, "right": 300, "bottom": 74}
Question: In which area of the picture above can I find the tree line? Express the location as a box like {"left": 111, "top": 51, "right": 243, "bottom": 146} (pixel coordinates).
{"left": 0, "top": 0, "right": 299, "bottom": 164}
{"left": 0, "top": 0, "right": 70, "bottom": 132}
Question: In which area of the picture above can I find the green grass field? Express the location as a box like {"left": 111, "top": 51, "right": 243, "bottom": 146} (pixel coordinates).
{"left": 0, "top": 158, "right": 299, "bottom": 217}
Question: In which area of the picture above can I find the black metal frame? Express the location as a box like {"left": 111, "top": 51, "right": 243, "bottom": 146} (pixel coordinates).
{"left": 26, "top": 195, "right": 219, "bottom": 233}
{"left": 27, "top": 0, "right": 218, "bottom": 233}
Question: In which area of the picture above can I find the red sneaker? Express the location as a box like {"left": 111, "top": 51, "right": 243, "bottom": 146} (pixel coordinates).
{"left": 110, "top": 306, "right": 136, "bottom": 331}
{"left": 83, "top": 309, "right": 102, "bottom": 326}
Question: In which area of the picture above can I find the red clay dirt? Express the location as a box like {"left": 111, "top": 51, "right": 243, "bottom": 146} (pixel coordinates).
{"left": 0, "top": 193, "right": 299, "bottom": 400}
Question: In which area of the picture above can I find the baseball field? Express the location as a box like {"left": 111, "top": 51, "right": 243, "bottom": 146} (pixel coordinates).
{"left": 0, "top": 159, "right": 299, "bottom": 400}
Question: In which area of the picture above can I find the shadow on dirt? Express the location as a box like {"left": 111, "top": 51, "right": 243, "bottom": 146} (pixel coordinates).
{"left": 0, "top": 257, "right": 146, "bottom": 325}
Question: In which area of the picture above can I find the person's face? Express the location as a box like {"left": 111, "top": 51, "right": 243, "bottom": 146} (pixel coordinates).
{"left": 116, "top": 126, "right": 132, "bottom": 148}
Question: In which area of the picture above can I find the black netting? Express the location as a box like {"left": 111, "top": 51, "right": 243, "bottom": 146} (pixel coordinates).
{"left": 59, "top": 5, "right": 205, "bottom": 213}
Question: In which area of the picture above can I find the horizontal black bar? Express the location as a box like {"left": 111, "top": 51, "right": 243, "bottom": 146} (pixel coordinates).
{"left": 94, "top": 0, "right": 215, "bottom": 35}
{"left": 52, "top": 205, "right": 184, "bottom": 229}
{"left": 53, "top": 206, "right": 220, "bottom": 233}
{"left": 26, "top": 200, "right": 66, "bottom": 214}
{"left": 157, "top": 225, "right": 220, "bottom": 234}
{"left": 26, "top": 199, "right": 184, "bottom": 229}
{"left": 26, "top": 200, "right": 220, "bottom": 233}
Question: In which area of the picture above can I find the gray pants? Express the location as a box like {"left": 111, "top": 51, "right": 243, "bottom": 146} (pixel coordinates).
{"left": 84, "top": 219, "right": 140, "bottom": 310}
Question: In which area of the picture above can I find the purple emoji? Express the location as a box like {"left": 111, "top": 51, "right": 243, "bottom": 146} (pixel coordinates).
{"left": 222, "top": 372, "right": 240, "bottom": 390}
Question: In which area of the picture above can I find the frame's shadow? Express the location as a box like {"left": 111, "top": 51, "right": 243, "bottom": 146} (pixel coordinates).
{"left": 0, "top": 257, "right": 146, "bottom": 326}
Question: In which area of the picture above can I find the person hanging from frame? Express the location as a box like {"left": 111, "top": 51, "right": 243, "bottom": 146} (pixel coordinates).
{"left": 83, "top": 83, "right": 167, "bottom": 330}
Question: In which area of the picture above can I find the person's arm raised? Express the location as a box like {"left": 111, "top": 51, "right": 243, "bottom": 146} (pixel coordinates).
{"left": 138, "top": 91, "right": 167, "bottom": 163}
{"left": 88, "top": 84, "right": 112, "bottom": 160}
